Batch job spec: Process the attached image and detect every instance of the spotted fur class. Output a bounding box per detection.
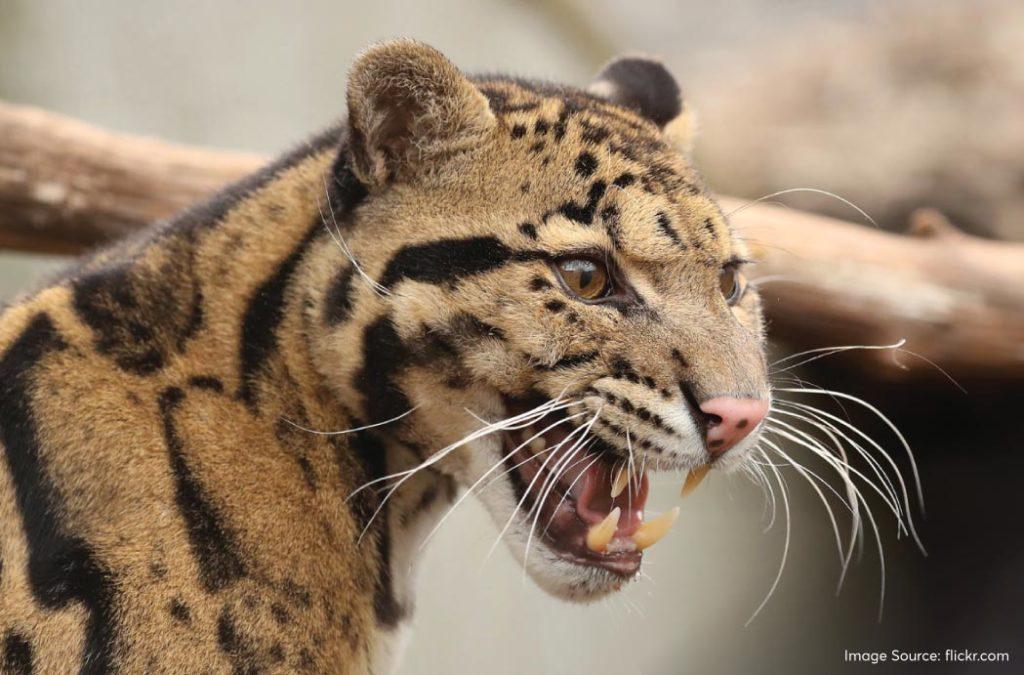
[0,41,768,673]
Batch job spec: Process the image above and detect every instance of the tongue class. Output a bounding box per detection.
[574,460,649,536]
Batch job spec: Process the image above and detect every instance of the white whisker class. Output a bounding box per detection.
[777,387,926,534]
[745,448,791,626]
[764,422,903,525]
[771,404,900,518]
[726,187,878,228]
[319,173,392,298]
[417,411,588,552]
[349,397,576,542]
[281,406,418,436]
[486,410,599,563]
[771,339,907,373]
[522,409,603,566]
[540,451,604,539]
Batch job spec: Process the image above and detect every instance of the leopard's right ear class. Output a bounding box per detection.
[587,55,697,156]
[345,40,496,188]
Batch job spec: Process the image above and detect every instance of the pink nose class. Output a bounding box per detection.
[700,397,769,456]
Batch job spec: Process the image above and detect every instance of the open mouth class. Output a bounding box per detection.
[501,397,685,578]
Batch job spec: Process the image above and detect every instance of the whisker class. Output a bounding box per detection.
[893,346,968,394]
[764,423,904,525]
[351,397,572,499]
[486,409,600,563]
[318,174,392,298]
[417,411,588,552]
[726,187,878,228]
[350,397,576,542]
[761,439,860,591]
[744,448,791,626]
[767,444,846,567]
[769,403,863,582]
[523,410,603,566]
[771,404,901,522]
[523,439,593,569]
[771,339,907,373]
[540,451,604,539]
[742,460,774,526]
[281,406,418,436]
[776,387,926,538]
[761,428,889,616]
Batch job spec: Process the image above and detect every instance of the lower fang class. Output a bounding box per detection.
[632,507,680,551]
[529,436,546,452]
[585,507,621,553]
[681,465,711,497]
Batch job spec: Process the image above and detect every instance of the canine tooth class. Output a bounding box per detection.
[529,436,547,452]
[632,507,680,551]
[681,465,711,497]
[610,465,629,499]
[585,507,621,553]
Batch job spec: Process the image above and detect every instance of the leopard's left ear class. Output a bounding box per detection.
[587,55,697,155]
[346,40,496,187]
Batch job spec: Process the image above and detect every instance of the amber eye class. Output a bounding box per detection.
[719,266,746,305]
[556,258,611,300]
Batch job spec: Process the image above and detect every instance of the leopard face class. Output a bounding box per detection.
[313,41,770,601]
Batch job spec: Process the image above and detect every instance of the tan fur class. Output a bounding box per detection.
[0,41,767,673]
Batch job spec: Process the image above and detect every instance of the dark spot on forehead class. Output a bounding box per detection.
[612,173,636,189]
[574,152,598,178]
[534,120,549,135]
[552,99,583,141]
[580,121,611,144]
[511,124,527,139]
[600,206,622,248]
[557,180,607,225]
[656,212,688,250]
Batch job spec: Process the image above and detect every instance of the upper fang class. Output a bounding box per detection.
[610,465,629,499]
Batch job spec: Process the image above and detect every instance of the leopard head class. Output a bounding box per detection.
[311,40,770,601]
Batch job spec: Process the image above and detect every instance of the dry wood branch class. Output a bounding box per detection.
[2,100,1022,381]
[0,100,263,253]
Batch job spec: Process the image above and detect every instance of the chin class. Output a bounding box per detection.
[492,509,641,603]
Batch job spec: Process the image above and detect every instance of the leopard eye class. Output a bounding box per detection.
[719,266,746,305]
[556,258,611,300]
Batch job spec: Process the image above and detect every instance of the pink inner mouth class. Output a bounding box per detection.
[502,409,651,577]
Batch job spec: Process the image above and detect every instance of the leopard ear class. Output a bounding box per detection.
[346,40,496,187]
[587,55,696,154]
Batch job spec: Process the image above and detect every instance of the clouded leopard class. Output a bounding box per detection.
[0,40,771,673]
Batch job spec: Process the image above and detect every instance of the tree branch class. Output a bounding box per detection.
[2,100,1022,381]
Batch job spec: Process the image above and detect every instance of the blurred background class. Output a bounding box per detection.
[1,1,1021,672]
